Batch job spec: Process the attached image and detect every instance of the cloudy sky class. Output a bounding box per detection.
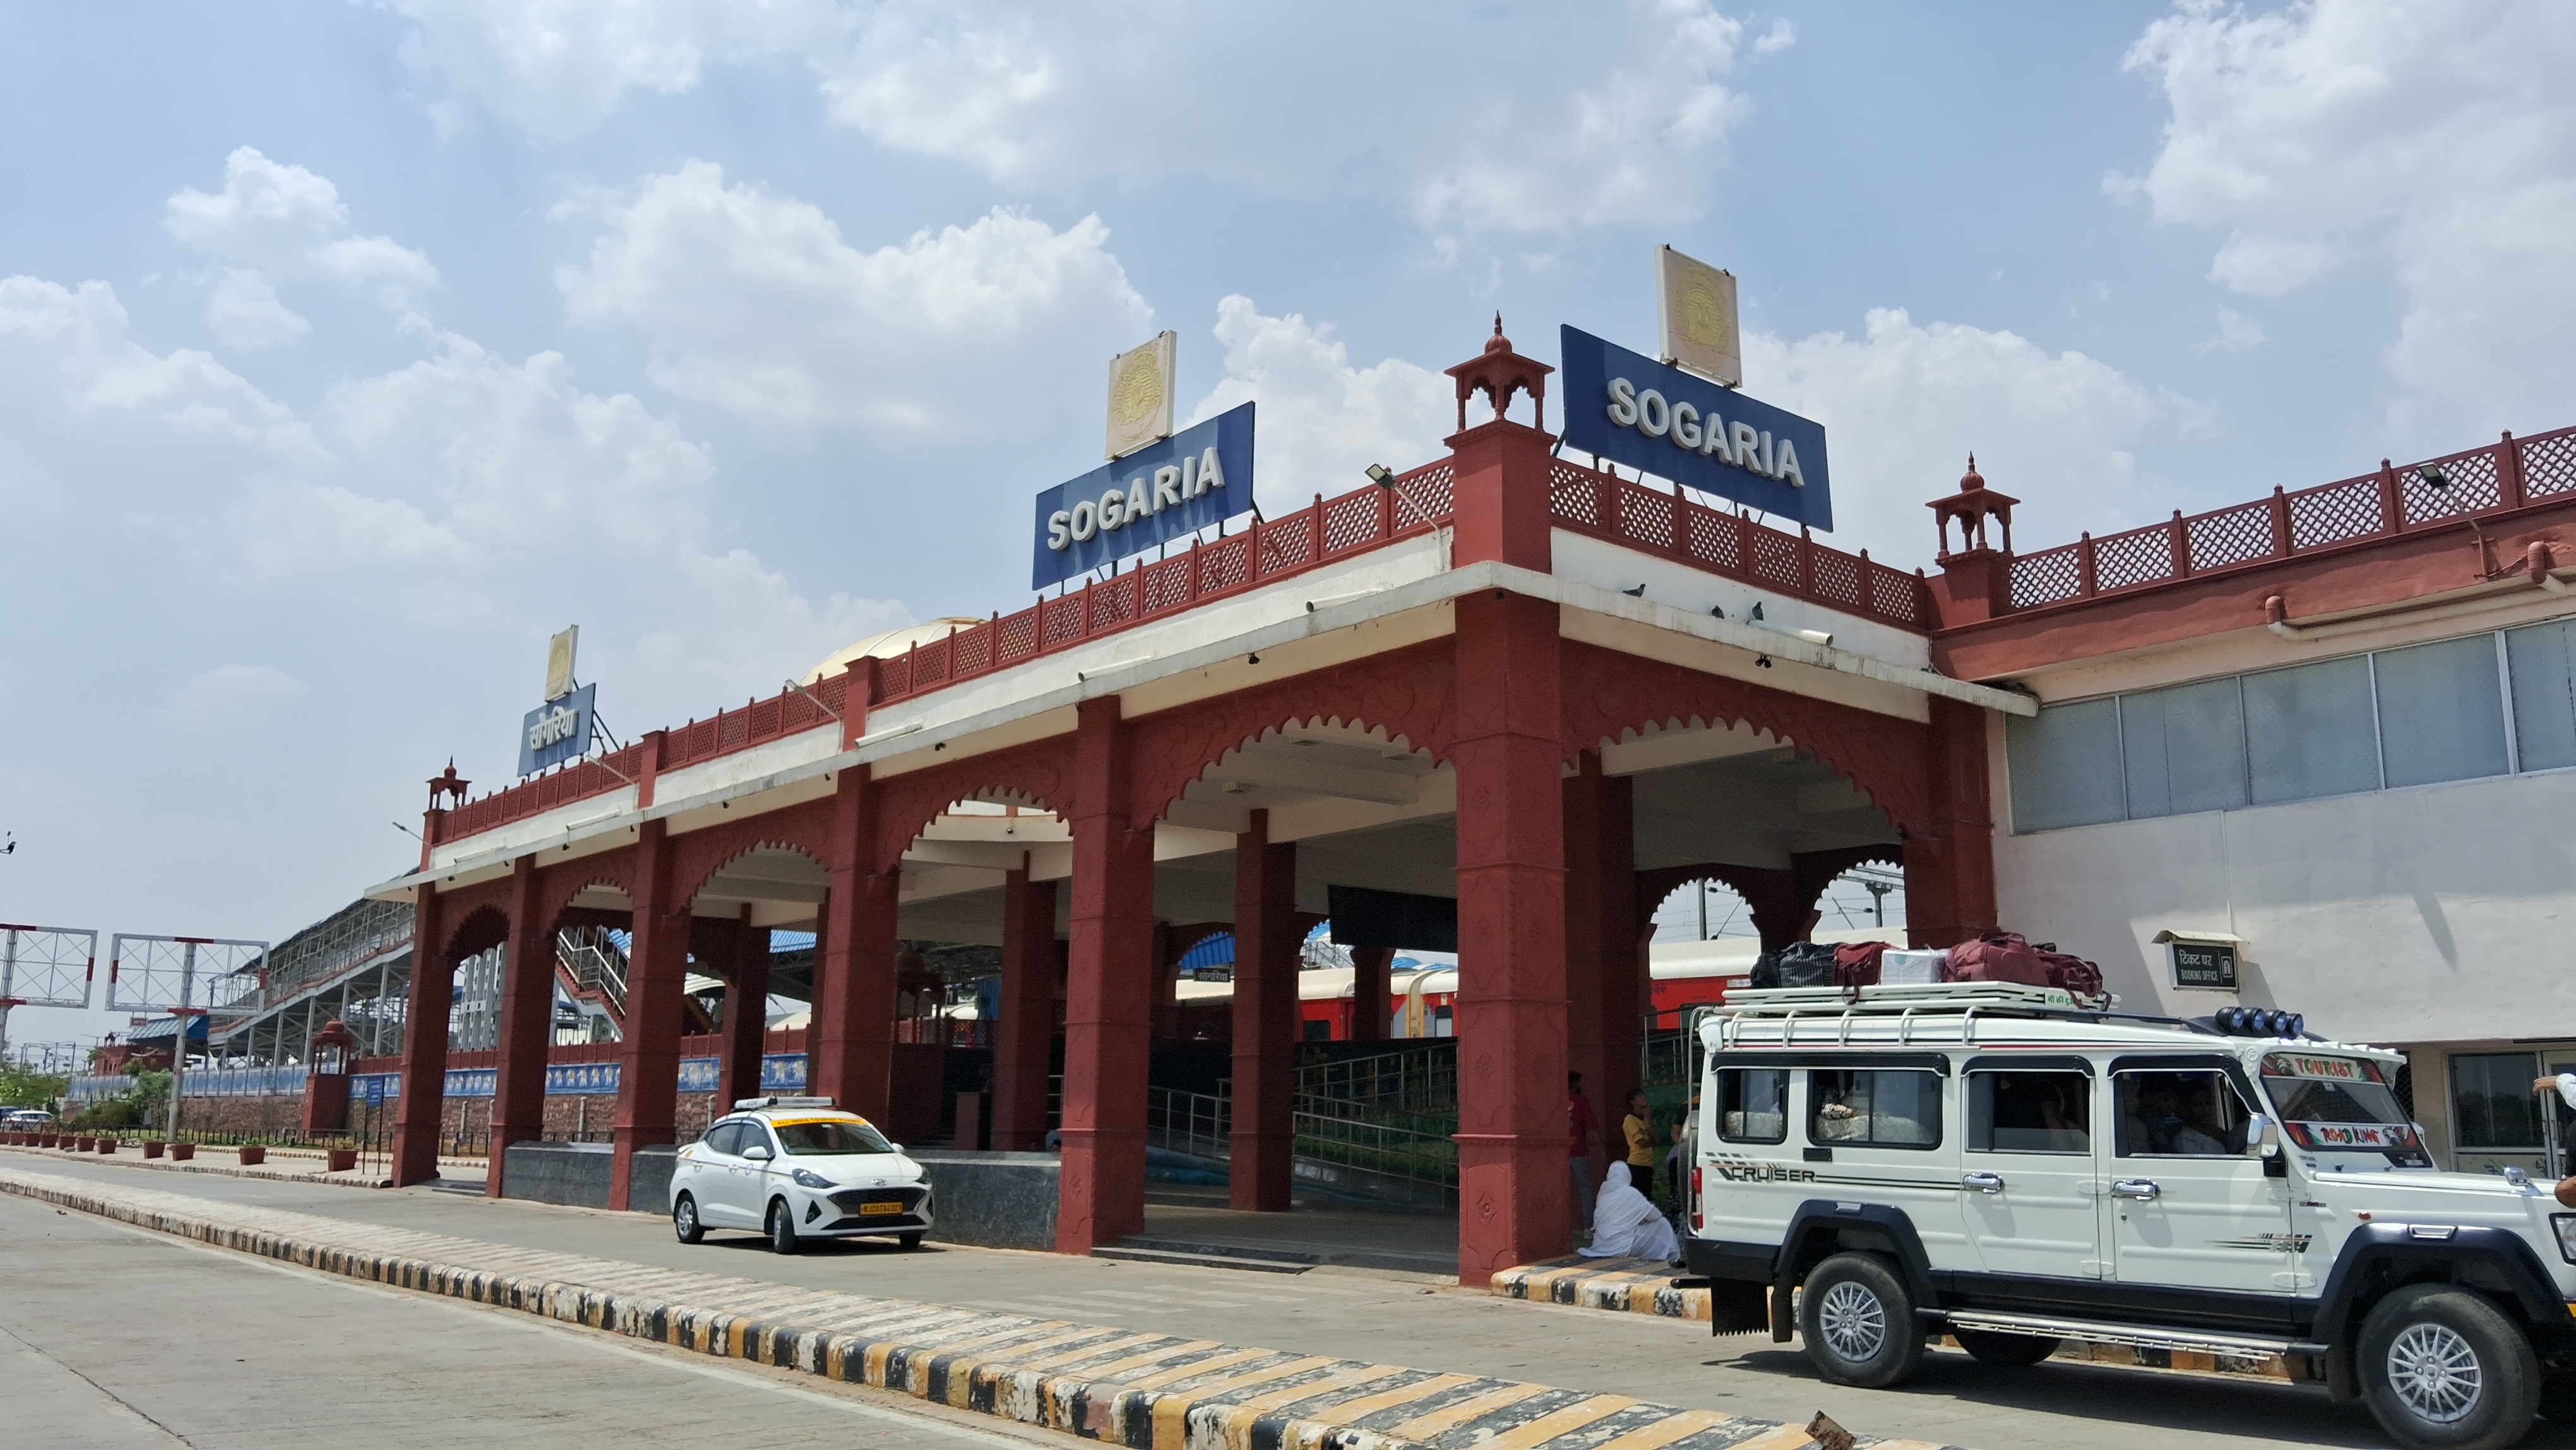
[6,1,2572,1041]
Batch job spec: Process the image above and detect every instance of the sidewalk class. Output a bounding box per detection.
[12,1139,484,1190]
[0,1158,1933,1450]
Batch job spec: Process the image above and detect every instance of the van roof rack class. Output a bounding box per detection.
[1718,983,2114,1015]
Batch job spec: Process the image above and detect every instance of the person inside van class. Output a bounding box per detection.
[2171,1081,2231,1156]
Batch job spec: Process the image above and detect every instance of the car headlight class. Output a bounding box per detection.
[2553,1215,2576,1266]
[791,1168,835,1190]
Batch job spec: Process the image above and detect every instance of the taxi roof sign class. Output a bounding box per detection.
[732,1095,837,1110]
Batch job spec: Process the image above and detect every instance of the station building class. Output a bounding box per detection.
[366,320,2576,1277]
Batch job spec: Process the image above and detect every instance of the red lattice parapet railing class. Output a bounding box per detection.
[2003,426,2576,613]
[1545,460,1933,629]
[434,466,1459,841]
[868,464,1457,704]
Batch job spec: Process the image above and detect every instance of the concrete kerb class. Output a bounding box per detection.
[1491,1255,2294,1385]
[0,1163,1961,1450]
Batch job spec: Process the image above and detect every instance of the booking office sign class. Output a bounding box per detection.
[1032,402,1256,589]
[1558,326,1832,531]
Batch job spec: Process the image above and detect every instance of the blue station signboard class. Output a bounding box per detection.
[1031,402,1256,589]
[1558,325,1832,532]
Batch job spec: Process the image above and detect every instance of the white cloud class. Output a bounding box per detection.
[158,664,309,731]
[0,268,902,764]
[556,160,1150,431]
[2118,0,2576,424]
[383,0,845,141]
[388,1,1783,237]
[205,268,309,349]
[0,274,323,464]
[2195,306,2267,356]
[1742,308,2185,558]
[1185,296,1451,514]
[167,147,438,304]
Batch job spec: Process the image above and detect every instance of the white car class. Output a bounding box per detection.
[669,1096,933,1253]
[4,1109,54,1126]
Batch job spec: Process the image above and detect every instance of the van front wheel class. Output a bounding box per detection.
[2358,1285,2538,1450]
[1798,1252,1924,1389]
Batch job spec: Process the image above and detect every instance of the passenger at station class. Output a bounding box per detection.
[1621,1089,1659,1200]
[1578,1162,1679,1262]
[1567,1071,1599,1233]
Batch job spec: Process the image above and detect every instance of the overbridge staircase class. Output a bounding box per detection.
[1142,1041,1459,1213]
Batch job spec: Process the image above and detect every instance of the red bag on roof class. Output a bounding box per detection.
[1941,932,2054,988]
[2036,948,2106,999]
[1832,942,1888,993]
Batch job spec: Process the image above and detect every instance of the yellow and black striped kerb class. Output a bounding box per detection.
[0,1158,1962,1450]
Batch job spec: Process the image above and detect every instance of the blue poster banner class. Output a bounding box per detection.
[518,682,597,777]
[1031,402,1256,589]
[1558,326,1832,531]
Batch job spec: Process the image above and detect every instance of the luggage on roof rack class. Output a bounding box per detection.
[1716,981,2114,1014]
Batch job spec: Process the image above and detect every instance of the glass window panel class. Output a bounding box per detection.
[2374,635,2509,788]
[2450,1052,2541,1150]
[1968,1071,2091,1154]
[1809,1069,1943,1149]
[2121,678,2247,818]
[2113,1069,2255,1156]
[2244,656,2380,804]
[1715,1068,1787,1144]
[2007,697,2125,832]
[2507,619,2576,772]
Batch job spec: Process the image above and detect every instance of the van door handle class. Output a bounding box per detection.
[2111,1178,2161,1201]
[1961,1171,2005,1194]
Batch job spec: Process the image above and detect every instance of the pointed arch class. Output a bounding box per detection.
[1559,639,1932,834]
[1123,637,1458,824]
[872,737,1076,870]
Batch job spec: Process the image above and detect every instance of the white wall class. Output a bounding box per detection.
[1993,737,2576,1045]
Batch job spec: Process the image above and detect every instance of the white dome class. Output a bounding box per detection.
[801,618,984,685]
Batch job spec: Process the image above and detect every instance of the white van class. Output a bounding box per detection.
[1685,982,2576,1450]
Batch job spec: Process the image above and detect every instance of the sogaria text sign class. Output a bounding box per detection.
[1031,402,1255,589]
[1558,325,1832,531]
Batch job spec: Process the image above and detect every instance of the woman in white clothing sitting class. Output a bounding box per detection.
[1580,1161,1681,1262]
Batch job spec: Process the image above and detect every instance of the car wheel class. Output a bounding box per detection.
[1955,1329,2060,1369]
[2358,1284,2539,1450]
[898,1231,925,1250]
[766,1199,799,1255]
[672,1192,705,1245]
[1798,1252,1924,1389]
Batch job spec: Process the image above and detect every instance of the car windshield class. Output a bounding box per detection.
[770,1118,896,1155]
[2260,1053,2428,1163]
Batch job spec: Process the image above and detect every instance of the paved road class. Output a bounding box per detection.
[0,1189,1064,1449]
[15,1153,2576,1450]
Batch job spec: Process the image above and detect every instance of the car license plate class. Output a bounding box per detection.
[859,1201,903,1216]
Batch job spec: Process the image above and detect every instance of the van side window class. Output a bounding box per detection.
[1968,1072,2090,1154]
[2114,1069,2252,1156]
[1715,1068,1788,1144]
[1809,1069,1942,1149]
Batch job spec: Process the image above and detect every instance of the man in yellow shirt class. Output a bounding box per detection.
[1622,1088,1658,1202]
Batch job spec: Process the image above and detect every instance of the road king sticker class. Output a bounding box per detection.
[2291,1121,2416,1150]
[2263,1053,2381,1082]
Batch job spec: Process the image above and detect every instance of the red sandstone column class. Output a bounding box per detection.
[487,855,554,1196]
[996,861,1057,1150]
[1563,753,1638,1182]
[1348,947,1393,1043]
[1450,589,1572,1283]
[1229,810,1298,1211]
[718,906,768,1108]
[391,883,450,1186]
[1904,696,2000,949]
[609,820,688,1211]
[814,769,900,1122]
[1058,697,1155,1252]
